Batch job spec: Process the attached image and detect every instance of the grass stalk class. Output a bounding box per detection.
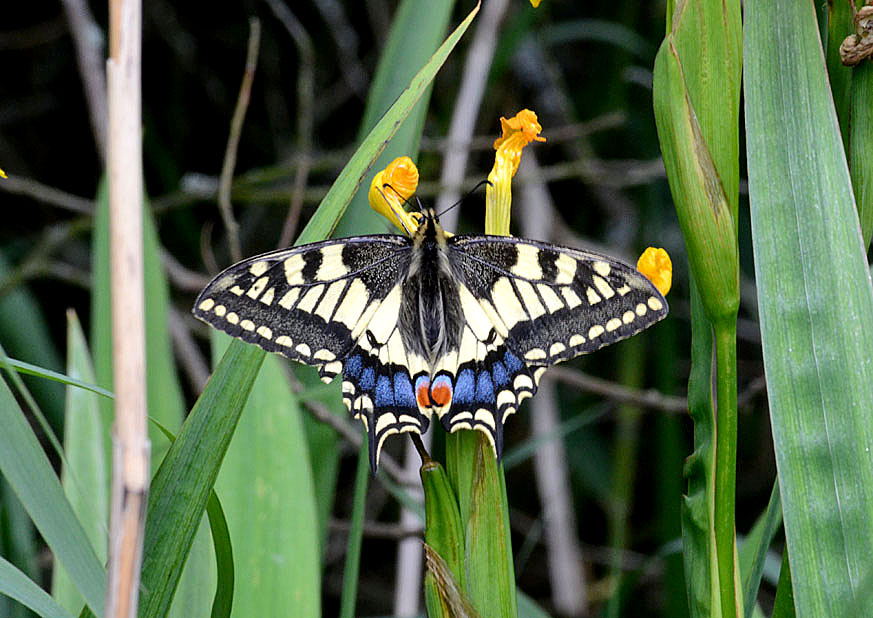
[339,441,369,618]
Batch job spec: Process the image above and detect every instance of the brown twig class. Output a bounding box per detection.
[105,0,149,615]
[263,0,315,248]
[167,307,210,393]
[218,18,260,263]
[0,174,94,214]
[547,365,688,414]
[60,0,108,162]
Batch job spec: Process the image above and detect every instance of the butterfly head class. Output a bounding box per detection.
[411,205,450,247]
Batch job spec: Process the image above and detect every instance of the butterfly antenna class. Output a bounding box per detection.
[376,183,414,235]
[437,179,493,219]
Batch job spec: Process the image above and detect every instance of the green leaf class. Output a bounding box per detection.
[332,0,457,237]
[338,441,369,618]
[849,61,873,248]
[745,1,873,616]
[0,555,76,618]
[52,311,109,615]
[3,357,113,399]
[137,342,265,618]
[0,369,106,617]
[421,458,466,614]
[294,0,479,245]
[739,481,782,618]
[213,332,320,617]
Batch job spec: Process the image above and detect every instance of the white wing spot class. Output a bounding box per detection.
[297,284,324,313]
[246,276,269,299]
[256,326,273,339]
[295,343,311,357]
[606,318,622,332]
[538,284,565,313]
[587,287,602,305]
[511,244,543,280]
[617,284,631,296]
[475,409,496,429]
[198,298,215,311]
[648,296,664,311]
[636,303,647,316]
[561,287,583,309]
[225,312,239,325]
[276,335,293,347]
[622,310,635,324]
[240,319,255,331]
[260,287,275,305]
[314,349,336,361]
[593,261,611,277]
[316,244,349,280]
[554,253,577,284]
[214,304,227,317]
[249,261,269,277]
[588,324,604,339]
[278,288,301,310]
[593,275,615,299]
[525,348,547,361]
[514,374,533,391]
[549,342,566,356]
[569,334,586,347]
[230,285,245,296]
[284,254,305,285]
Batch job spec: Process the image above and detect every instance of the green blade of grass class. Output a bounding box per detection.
[338,441,369,618]
[2,357,114,399]
[745,0,873,615]
[0,556,76,618]
[294,1,480,246]
[213,332,320,617]
[739,480,782,618]
[0,373,106,617]
[51,311,109,615]
[332,0,456,237]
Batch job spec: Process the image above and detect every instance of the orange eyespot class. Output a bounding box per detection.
[416,379,432,408]
[430,378,453,407]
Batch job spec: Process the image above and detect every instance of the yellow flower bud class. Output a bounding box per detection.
[368,156,420,234]
[530,0,542,6]
[486,109,546,236]
[0,168,6,179]
[637,247,672,296]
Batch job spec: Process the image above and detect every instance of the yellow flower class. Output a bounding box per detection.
[485,109,546,236]
[0,168,6,179]
[637,247,672,296]
[530,0,542,7]
[368,156,421,234]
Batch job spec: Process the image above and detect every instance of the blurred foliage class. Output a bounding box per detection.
[0,0,811,616]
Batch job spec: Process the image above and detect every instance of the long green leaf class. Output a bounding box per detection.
[0,373,106,617]
[0,556,76,618]
[52,311,109,615]
[213,332,320,617]
[3,357,113,399]
[739,481,782,618]
[745,1,873,616]
[137,342,265,618]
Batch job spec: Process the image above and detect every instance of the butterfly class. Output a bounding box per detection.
[193,207,668,471]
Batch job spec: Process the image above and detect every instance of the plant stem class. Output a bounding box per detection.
[713,320,739,618]
[339,440,369,618]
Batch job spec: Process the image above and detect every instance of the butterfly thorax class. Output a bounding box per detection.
[400,209,463,367]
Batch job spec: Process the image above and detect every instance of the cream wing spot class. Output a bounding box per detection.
[260,287,275,305]
[295,343,311,357]
[276,335,292,347]
[622,310,635,324]
[278,289,301,310]
[525,348,547,361]
[511,244,543,279]
[606,318,622,332]
[569,334,586,347]
[561,287,583,309]
[593,275,615,299]
[514,374,533,391]
[475,409,496,429]
[246,276,269,299]
[225,312,239,325]
[588,324,604,339]
[593,261,611,277]
[214,305,227,317]
[297,284,324,313]
[314,349,336,361]
[316,244,349,280]
[492,277,527,330]
[554,253,577,284]
[230,285,245,296]
[586,287,602,305]
[549,342,566,356]
[617,284,631,296]
[636,303,648,316]
[538,284,565,313]
[515,280,546,319]
[284,254,305,285]
[256,325,273,339]
[198,298,215,311]
[249,261,269,277]
[240,319,255,331]
[648,296,664,311]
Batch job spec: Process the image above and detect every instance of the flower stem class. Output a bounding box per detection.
[713,319,739,618]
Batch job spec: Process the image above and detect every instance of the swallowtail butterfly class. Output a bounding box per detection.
[193,208,668,470]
